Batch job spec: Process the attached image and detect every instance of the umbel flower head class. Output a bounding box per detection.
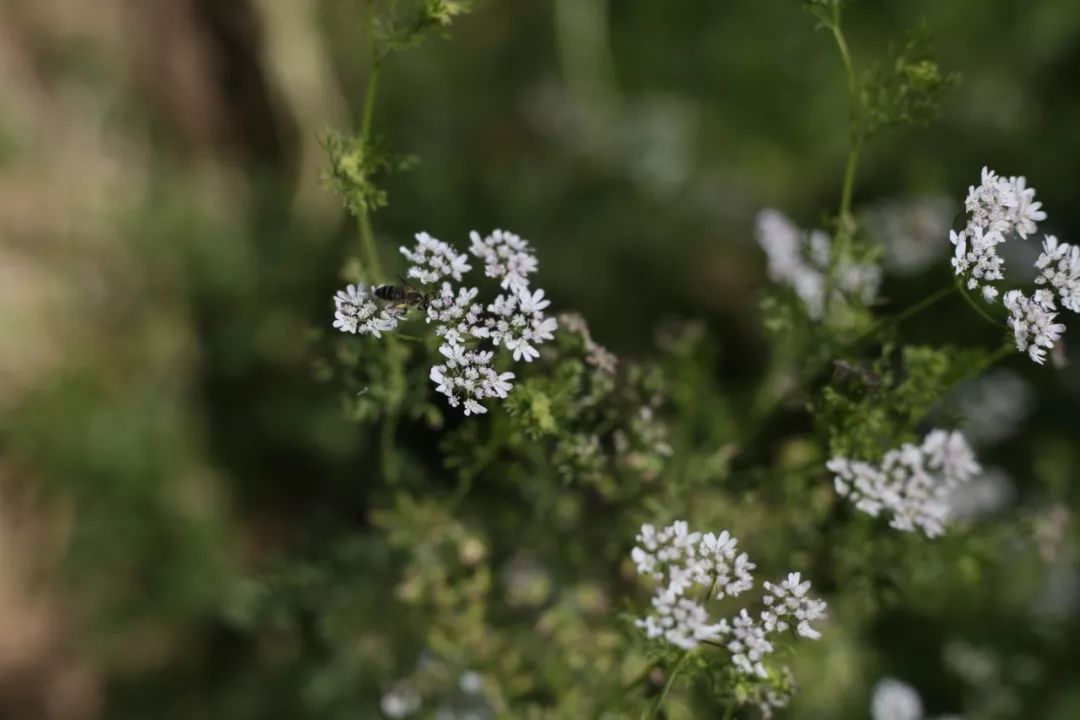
[950,167,1047,303]
[948,166,1075,364]
[631,521,827,716]
[828,429,982,537]
[332,229,557,414]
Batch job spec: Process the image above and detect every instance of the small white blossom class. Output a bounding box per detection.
[631,521,826,684]
[636,589,726,651]
[761,572,828,640]
[333,283,402,337]
[872,678,923,720]
[1003,289,1066,365]
[469,229,538,290]
[829,430,982,538]
[949,227,1005,297]
[952,167,1049,304]
[429,343,515,416]
[631,522,755,598]
[400,231,472,285]
[964,167,1044,239]
[723,609,773,678]
[1034,235,1080,312]
[484,288,558,362]
[1010,175,1047,239]
[426,282,487,346]
[332,227,556,416]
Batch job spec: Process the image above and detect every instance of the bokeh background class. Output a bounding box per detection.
[2,0,1079,718]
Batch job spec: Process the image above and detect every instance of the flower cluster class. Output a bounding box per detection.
[951,167,1045,300]
[948,167,1076,364]
[401,231,472,285]
[631,522,827,713]
[429,344,515,416]
[756,209,880,319]
[827,429,982,538]
[469,229,537,291]
[332,283,404,337]
[1035,235,1080,312]
[1003,289,1066,365]
[332,230,558,414]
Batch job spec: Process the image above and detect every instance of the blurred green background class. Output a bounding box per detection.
[2,0,1079,718]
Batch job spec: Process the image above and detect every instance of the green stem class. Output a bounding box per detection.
[360,2,380,142]
[649,651,690,720]
[954,276,1006,328]
[357,2,386,281]
[721,701,736,720]
[823,1,862,318]
[859,282,953,341]
[360,0,401,483]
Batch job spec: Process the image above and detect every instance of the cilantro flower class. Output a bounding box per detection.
[400,231,472,285]
[332,228,555,415]
[1003,290,1066,365]
[332,283,402,337]
[828,429,982,537]
[469,229,539,291]
[429,343,515,416]
[630,521,826,703]
[1034,235,1080,313]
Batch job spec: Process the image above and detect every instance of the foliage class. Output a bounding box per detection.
[3,0,1079,719]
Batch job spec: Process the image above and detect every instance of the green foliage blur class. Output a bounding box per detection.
[2,0,1079,718]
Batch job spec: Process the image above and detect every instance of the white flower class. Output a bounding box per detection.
[949,227,1005,297]
[723,609,773,679]
[632,522,825,674]
[636,589,726,651]
[333,283,402,337]
[871,678,923,720]
[426,282,487,345]
[1011,175,1046,239]
[469,229,538,291]
[964,167,1044,239]
[952,167,1049,305]
[761,572,828,640]
[333,228,556,415]
[400,231,472,285]
[756,209,880,319]
[1034,235,1080,312]
[829,430,982,538]
[484,288,558,362]
[429,343,515,415]
[1003,289,1066,365]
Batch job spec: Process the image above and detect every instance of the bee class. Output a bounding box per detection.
[373,277,432,312]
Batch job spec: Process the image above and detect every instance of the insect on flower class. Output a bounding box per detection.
[373,276,434,312]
